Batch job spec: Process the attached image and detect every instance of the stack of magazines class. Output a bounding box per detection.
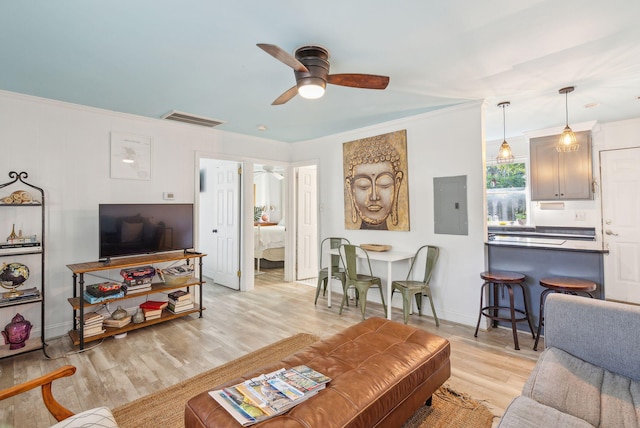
[209,365,330,426]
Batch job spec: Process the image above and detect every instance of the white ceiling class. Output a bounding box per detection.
[1,1,639,143]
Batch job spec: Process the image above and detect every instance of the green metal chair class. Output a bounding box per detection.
[314,237,350,305]
[391,245,440,325]
[338,244,387,320]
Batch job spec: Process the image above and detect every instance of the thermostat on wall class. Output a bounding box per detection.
[163,192,175,200]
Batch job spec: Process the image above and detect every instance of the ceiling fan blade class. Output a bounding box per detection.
[327,74,390,90]
[272,85,298,105]
[257,43,309,73]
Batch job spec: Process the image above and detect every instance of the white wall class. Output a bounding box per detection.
[290,102,486,327]
[0,90,290,338]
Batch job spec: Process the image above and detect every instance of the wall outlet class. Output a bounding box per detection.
[575,211,586,221]
[163,192,175,200]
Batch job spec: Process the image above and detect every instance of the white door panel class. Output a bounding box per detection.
[601,148,640,303]
[296,165,318,280]
[200,159,241,290]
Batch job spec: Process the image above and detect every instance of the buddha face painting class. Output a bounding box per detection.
[343,130,410,231]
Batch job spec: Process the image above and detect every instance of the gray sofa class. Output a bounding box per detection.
[498,293,640,428]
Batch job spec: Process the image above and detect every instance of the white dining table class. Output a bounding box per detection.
[326,247,414,319]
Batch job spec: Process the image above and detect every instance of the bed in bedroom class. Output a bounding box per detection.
[254,223,285,271]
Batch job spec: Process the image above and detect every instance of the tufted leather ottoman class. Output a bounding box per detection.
[185,317,450,428]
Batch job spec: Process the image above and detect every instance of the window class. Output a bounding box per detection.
[486,162,528,225]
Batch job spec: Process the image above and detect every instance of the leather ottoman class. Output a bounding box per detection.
[185,317,450,428]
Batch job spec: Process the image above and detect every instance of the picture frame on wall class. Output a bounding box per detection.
[110,132,152,180]
[343,129,410,231]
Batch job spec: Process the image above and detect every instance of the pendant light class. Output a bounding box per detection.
[496,101,514,164]
[557,86,579,152]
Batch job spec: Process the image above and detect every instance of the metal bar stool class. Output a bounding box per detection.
[533,277,596,351]
[474,271,535,350]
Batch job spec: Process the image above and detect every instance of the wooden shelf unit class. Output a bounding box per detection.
[66,251,206,349]
[0,171,47,359]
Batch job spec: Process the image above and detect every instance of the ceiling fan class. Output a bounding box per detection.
[257,43,390,105]
[254,165,284,180]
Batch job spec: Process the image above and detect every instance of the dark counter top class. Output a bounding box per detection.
[487,225,606,253]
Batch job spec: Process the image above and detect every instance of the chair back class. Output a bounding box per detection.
[407,245,440,284]
[339,244,374,280]
[319,237,350,269]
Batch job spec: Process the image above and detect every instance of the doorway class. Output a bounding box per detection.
[295,164,318,281]
[253,164,286,282]
[600,147,640,304]
[198,158,242,290]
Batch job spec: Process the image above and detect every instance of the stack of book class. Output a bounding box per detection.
[80,312,105,338]
[122,281,152,295]
[0,287,40,306]
[102,314,132,329]
[120,265,155,295]
[139,300,167,321]
[167,290,194,314]
[209,365,330,426]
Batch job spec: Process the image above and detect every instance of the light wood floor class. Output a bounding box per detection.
[0,268,541,427]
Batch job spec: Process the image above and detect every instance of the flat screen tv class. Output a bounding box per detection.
[99,203,194,260]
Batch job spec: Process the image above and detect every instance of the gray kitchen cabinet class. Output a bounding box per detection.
[530,131,592,200]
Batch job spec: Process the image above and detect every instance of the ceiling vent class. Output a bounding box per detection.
[161,110,226,128]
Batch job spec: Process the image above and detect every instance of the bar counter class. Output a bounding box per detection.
[485,235,607,335]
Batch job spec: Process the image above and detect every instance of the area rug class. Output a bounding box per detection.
[112,333,494,428]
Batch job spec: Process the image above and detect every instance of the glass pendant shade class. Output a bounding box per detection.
[557,125,579,152]
[496,101,515,164]
[496,140,515,164]
[557,87,580,152]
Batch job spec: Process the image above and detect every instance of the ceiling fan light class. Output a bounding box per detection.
[557,125,580,152]
[496,140,515,164]
[297,77,326,99]
[298,83,325,99]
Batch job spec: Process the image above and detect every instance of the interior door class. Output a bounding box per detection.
[199,159,241,290]
[296,165,318,280]
[600,147,640,304]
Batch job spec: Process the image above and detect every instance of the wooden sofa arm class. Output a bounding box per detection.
[0,365,76,422]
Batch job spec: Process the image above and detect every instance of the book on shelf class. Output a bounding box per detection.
[167,290,191,301]
[139,300,168,310]
[85,282,122,298]
[102,316,131,328]
[0,287,40,302]
[142,308,163,319]
[0,243,41,255]
[83,327,106,338]
[167,301,194,314]
[209,366,330,426]
[77,311,104,324]
[120,265,156,284]
[83,290,124,304]
[0,242,41,249]
[122,284,152,295]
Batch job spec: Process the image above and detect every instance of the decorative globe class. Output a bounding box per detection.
[0,262,29,291]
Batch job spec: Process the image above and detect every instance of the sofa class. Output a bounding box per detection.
[185,317,450,427]
[498,293,640,427]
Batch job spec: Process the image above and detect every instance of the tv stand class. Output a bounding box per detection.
[66,251,206,349]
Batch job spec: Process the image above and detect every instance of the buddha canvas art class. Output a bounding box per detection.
[343,130,410,231]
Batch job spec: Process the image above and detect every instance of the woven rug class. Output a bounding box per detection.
[112,333,494,428]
